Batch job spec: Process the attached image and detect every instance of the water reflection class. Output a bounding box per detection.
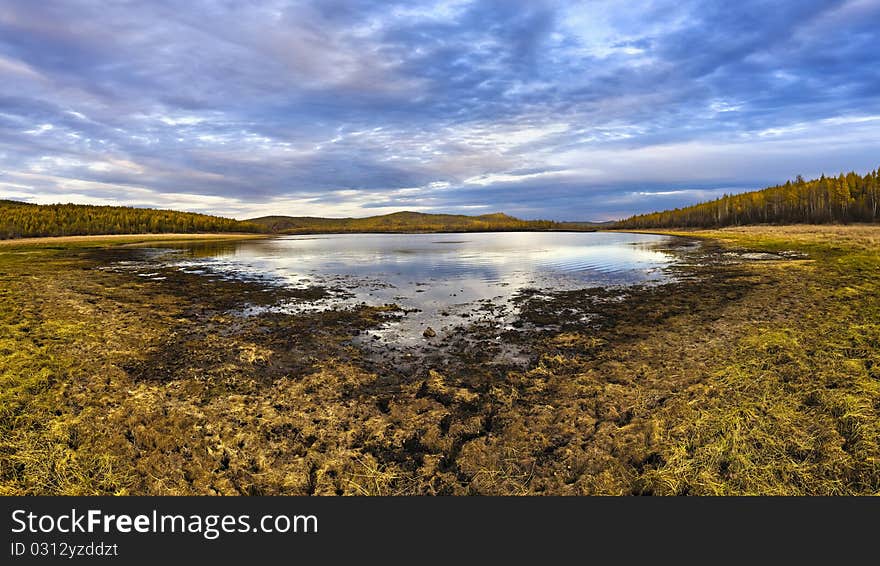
[174,232,676,280]
[147,240,245,258]
[154,232,680,343]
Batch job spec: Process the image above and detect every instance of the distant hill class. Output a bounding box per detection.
[247,211,564,233]
[0,201,264,240]
[0,201,596,240]
[616,167,880,229]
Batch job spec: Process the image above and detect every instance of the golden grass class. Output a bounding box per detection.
[622,223,880,250]
[1,225,878,495]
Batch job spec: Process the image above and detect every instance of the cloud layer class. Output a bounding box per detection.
[1,0,879,220]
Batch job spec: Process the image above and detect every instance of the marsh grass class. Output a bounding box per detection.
[628,226,880,494]
[1,227,878,495]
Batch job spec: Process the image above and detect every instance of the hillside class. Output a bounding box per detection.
[0,203,584,240]
[617,167,880,229]
[247,211,561,233]
[0,201,264,240]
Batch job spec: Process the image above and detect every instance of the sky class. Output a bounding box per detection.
[1,0,879,221]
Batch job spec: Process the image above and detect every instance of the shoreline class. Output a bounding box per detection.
[0,225,877,494]
[6,223,874,247]
[0,232,268,248]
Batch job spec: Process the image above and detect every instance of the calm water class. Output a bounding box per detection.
[149,231,681,344]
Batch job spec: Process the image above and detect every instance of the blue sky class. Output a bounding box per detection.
[1,0,879,220]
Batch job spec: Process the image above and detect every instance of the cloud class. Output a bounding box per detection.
[0,0,878,220]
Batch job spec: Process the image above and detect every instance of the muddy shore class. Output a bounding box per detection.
[1,227,878,495]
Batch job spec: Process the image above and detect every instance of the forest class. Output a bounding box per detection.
[0,201,264,239]
[617,168,880,228]
[0,204,565,239]
[247,211,563,233]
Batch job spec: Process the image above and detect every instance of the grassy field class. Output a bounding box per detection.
[613,226,880,494]
[0,226,877,495]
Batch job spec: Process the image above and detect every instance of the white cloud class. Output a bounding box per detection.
[24,123,54,135]
[463,170,568,186]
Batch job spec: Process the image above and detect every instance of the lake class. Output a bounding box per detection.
[142,231,682,347]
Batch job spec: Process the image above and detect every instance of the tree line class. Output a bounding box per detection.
[0,201,264,240]
[0,203,568,239]
[248,211,564,233]
[617,167,880,228]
